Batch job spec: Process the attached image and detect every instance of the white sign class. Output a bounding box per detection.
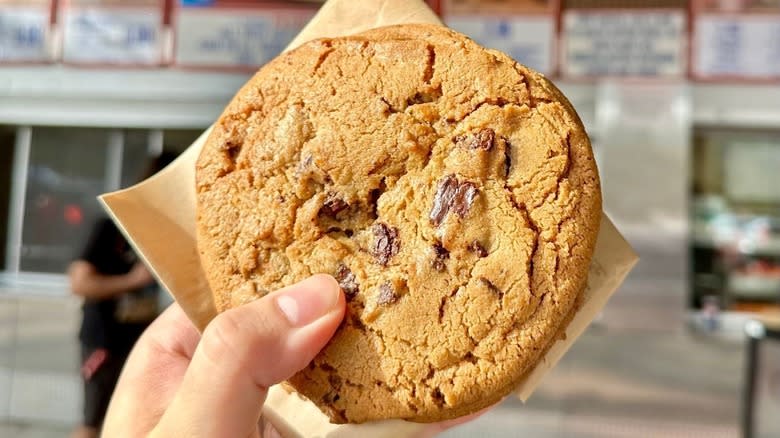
[694,15,780,79]
[174,9,315,68]
[563,11,687,77]
[446,16,555,75]
[0,6,51,62]
[61,7,163,64]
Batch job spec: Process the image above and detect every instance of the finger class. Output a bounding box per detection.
[142,302,202,359]
[261,420,282,438]
[152,274,345,438]
[257,416,281,438]
[103,303,202,436]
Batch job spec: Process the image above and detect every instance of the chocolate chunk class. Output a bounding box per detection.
[320,195,348,218]
[504,139,512,177]
[369,188,382,208]
[474,128,496,150]
[335,265,359,298]
[451,181,478,218]
[454,128,495,151]
[328,374,342,388]
[372,223,400,266]
[432,242,449,271]
[377,282,399,305]
[429,175,480,227]
[430,175,459,227]
[468,240,488,257]
[479,278,502,297]
[368,179,386,219]
[323,391,340,404]
[432,388,446,407]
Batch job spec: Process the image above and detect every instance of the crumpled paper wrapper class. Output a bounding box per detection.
[99,0,638,436]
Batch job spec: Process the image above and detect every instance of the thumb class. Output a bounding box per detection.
[152,274,345,438]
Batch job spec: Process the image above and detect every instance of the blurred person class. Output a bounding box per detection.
[68,152,177,438]
[101,275,490,437]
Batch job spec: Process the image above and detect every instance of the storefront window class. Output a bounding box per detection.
[691,129,780,314]
[19,127,110,273]
[3,127,188,277]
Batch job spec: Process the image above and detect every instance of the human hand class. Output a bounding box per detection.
[102,274,489,437]
[127,262,155,289]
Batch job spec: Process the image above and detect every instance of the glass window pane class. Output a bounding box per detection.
[20,127,109,273]
[723,136,780,204]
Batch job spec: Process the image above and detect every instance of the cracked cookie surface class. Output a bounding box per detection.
[196,24,601,424]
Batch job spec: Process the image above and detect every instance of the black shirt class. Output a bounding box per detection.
[77,218,157,354]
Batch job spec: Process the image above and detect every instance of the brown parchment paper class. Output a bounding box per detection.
[100,0,638,436]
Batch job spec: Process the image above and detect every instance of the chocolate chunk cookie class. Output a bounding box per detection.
[196,24,601,423]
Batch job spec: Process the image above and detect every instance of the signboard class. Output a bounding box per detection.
[692,0,780,80]
[173,1,317,69]
[562,10,687,78]
[443,0,557,75]
[0,0,53,62]
[60,0,165,65]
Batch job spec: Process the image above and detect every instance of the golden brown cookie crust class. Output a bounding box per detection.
[196,24,601,423]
